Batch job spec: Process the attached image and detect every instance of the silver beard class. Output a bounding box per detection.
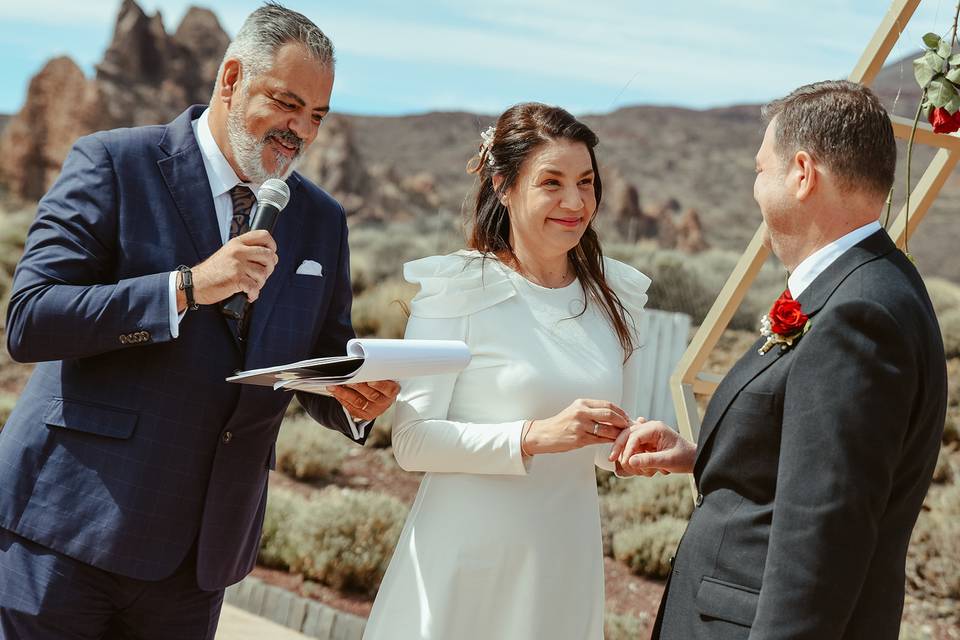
[226,89,304,183]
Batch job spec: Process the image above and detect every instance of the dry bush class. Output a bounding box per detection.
[601,474,693,558]
[605,244,782,330]
[906,482,960,608]
[348,224,459,293]
[932,447,955,484]
[612,517,687,579]
[364,402,396,449]
[0,392,17,433]
[258,485,408,594]
[898,622,935,640]
[274,416,354,481]
[940,309,960,360]
[604,611,649,640]
[351,278,417,339]
[926,277,960,318]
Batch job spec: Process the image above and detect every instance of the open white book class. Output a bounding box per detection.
[226,338,471,394]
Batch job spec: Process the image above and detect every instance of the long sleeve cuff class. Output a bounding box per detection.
[340,404,371,441]
[167,271,187,338]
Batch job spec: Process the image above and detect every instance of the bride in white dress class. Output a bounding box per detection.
[363,103,651,640]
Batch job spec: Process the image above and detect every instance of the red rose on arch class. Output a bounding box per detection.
[769,290,808,336]
[929,106,960,134]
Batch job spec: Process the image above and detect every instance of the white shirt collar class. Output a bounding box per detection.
[787,221,882,298]
[191,108,252,199]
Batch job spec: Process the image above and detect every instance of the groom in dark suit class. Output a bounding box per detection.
[0,4,398,638]
[613,80,947,639]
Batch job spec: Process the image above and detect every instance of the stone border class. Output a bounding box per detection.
[224,576,366,640]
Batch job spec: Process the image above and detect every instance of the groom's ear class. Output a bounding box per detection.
[792,150,817,201]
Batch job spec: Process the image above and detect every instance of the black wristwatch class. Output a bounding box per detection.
[176,265,199,311]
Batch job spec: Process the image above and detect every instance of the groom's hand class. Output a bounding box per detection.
[610,419,697,476]
[329,380,400,421]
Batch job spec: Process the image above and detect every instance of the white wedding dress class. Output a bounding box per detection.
[362,250,650,640]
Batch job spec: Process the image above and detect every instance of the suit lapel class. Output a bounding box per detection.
[693,228,897,476]
[157,106,223,264]
[157,106,241,351]
[693,336,789,472]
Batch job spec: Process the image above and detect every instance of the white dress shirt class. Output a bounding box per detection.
[787,221,882,298]
[166,110,368,438]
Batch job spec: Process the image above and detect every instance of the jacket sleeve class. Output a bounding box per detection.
[295,204,364,442]
[749,300,916,639]
[391,312,529,476]
[6,134,173,363]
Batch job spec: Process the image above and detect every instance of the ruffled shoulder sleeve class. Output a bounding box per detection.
[603,257,651,325]
[403,250,518,319]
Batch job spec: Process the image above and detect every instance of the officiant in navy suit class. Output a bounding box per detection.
[612,81,947,639]
[0,4,398,638]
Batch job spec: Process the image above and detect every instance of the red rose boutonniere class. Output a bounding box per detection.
[759,290,811,355]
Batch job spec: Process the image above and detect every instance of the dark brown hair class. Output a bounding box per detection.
[466,102,635,356]
[761,80,896,197]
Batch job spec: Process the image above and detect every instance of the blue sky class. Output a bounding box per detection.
[0,1,954,116]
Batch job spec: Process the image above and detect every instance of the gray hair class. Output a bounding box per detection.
[211,2,334,103]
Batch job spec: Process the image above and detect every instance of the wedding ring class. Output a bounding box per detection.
[359,399,369,411]
[592,423,600,436]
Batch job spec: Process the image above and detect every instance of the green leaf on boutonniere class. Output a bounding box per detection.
[946,92,960,115]
[924,50,947,74]
[928,77,957,108]
[946,68,960,85]
[950,53,960,66]
[916,58,939,87]
[922,100,933,121]
[924,32,943,49]
[938,39,953,58]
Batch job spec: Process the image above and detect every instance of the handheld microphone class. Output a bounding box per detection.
[220,178,292,321]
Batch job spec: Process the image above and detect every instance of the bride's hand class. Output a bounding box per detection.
[522,399,630,456]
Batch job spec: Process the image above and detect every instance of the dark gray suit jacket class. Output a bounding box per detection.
[654,230,947,639]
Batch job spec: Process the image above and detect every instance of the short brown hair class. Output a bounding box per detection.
[762,80,895,197]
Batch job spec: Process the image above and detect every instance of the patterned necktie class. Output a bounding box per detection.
[229,185,256,239]
[227,184,256,341]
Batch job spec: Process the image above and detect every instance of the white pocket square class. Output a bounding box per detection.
[296,260,323,277]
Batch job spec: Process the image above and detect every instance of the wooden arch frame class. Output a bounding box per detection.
[669,0,959,489]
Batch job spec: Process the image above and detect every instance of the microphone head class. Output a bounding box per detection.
[258,179,291,211]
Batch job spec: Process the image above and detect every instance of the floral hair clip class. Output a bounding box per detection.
[479,125,496,167]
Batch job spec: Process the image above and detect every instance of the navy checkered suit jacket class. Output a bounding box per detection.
[0,105,362,590]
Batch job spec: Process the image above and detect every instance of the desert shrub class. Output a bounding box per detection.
[259,485,407,594]
[932,446,954,484]
[907,483,960,602]
[364,402,396,449]
[258,485,304,569]
[258,486,407,593]
[605,244,782,330]
[274,417,354,481]
[926,277,960,318]
[602,474,694,529]
[940,309,960,359]
[0,392,17,434]
[604,611,649,640]
[351,278,417,339]
[898,622,934,640]
[612,517,687,579]
[0,208,33,278]
[348,227,440,292]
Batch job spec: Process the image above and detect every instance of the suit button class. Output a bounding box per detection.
[669,555,675,567]
[695,493,704,507]
[222,431,233,444]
